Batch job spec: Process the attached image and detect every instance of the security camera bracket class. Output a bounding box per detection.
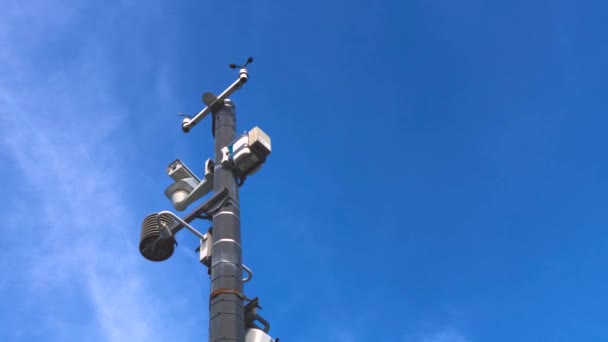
[167,187,232,235]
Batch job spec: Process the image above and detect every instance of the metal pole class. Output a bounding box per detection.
[209,99,245,342]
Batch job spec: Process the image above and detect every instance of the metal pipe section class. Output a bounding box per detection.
[182,69,248,132]
[209,99,245,342]
[156,211,207,240]
[242,264,253,283]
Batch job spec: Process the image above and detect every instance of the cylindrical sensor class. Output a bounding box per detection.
[139,213,176,262]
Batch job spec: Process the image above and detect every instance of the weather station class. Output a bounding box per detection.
[138,57,279,342]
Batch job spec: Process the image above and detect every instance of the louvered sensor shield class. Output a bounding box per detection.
[139,213,176,262]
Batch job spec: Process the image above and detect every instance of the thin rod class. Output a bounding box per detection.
[156,210,206,240]
[183,69,248,131]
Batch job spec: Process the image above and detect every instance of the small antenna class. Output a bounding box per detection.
[229,57,254,69]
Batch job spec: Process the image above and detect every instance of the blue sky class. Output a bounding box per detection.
[1,0,607,341]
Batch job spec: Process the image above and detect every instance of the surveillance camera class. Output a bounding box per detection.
[167,159,199,182]
[165,158,215,211]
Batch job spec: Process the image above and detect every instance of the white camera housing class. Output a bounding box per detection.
[167,159,199,182]
[165,158,214,211]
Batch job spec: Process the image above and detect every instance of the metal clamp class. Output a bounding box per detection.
[244,297,270,333]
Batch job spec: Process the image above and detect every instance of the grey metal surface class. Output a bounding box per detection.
[209,99,245,342]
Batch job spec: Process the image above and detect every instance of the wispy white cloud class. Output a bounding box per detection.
[0,1,195,341]
[0,50,164,342]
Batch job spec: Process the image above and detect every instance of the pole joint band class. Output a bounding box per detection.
[210,288,245,300]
